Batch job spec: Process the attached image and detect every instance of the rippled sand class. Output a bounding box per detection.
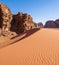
[0,28,59,65]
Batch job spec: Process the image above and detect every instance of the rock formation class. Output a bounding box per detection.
[44,19,59,28]
[11,12,35,34]
[34,22,43,28]
[34,23,38,28]
[55,19,59,28]
[44,20,56,28]
[0,2,12,36]
[0,2,35,36]
[37,22,43,28]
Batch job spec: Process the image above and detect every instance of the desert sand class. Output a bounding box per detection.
[0,28,59,65]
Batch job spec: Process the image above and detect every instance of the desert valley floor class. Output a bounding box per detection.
[0,28,59,65]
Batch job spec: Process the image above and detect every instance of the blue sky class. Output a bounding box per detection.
[0,0,59,24]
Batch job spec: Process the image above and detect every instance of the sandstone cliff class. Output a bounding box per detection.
[0,2,12,36]
[11,12,35,34]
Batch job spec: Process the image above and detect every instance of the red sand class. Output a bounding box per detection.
[0,28,59,65]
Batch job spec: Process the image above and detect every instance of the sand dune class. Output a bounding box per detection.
[0,28,59,65]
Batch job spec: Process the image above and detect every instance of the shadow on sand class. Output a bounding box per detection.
[0,28,40,49]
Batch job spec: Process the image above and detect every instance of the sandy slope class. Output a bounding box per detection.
[0,28,59,65]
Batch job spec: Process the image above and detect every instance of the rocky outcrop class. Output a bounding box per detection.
[37,22,43,28]
[44,20,56,28]
[11,12,35,34]
[55,19,59,28]
[34,23,37,28]
[34,22,43,28]
[44,19,59,28]
[0,2,35,36]
[0,2,12,36]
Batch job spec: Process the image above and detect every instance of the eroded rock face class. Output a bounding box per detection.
[11,12,35,34]
[0,2,12,36]
[0,3,35,35]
